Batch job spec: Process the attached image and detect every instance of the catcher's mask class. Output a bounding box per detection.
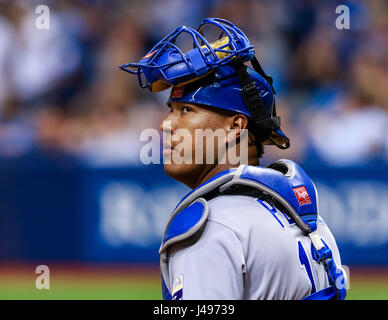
[120,18,290,149]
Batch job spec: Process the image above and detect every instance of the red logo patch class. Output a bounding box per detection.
[293,186,312,205]
[171,86,184,98]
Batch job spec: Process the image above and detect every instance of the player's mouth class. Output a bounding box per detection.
[162,143,177,155]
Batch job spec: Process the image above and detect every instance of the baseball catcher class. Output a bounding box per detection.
[120,18,347,300]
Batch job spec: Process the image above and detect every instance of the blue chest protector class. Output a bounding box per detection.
[159,159,347,300]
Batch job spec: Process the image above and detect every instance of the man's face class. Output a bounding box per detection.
[160,101,234,187]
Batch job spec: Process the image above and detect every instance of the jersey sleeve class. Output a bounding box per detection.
[167,220,246,300]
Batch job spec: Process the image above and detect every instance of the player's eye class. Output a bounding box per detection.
[182,106,193,113]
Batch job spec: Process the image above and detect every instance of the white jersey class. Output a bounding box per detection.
[166,194,343,300]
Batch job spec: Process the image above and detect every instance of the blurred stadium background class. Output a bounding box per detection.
[0,0,387,300]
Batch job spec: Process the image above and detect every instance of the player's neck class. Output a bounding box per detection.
[194,157,260,190]
[193,142,260,189]
[194,163,234,189]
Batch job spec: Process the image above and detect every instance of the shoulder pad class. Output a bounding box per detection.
[213,160,318,233]
[159,198,208,254]
[232,159,318,233]
[267,159,319,232]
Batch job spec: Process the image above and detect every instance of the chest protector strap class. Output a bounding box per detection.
[160,159,346,300]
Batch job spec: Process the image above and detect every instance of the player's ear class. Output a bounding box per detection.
[226,114,249,143]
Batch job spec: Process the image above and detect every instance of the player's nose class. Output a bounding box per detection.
[160,113,178,133]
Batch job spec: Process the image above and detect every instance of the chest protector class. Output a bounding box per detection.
[159,159,347,300]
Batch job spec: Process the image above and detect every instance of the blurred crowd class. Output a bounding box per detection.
[0,0,387,167]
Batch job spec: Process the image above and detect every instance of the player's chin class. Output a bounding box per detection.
[163,161,201,185]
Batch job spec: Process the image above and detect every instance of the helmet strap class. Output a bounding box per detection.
[231,58,280,138]
[250,56,276,94]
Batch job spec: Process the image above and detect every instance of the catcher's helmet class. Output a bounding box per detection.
[120,18,290,149]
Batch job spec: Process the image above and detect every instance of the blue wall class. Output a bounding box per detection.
[0,154,387,265]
